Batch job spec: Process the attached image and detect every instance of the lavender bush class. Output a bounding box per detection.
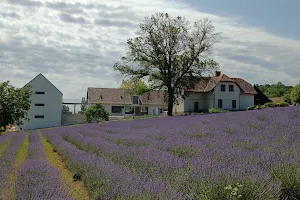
[44,106,300,199]
[0,132,26,193]
[0,106,299,199]
[15,131,71,199]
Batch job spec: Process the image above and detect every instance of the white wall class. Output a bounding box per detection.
[173,92,213,113]
[20,74,62,130]
[213,82,241,110]
[240,94,254,109]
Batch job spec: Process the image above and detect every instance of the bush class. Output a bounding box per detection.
[264,102,277,108]
[263,102,290,108]
[278,102,290,107]
[84,104,109,123]
[209,108,227,113]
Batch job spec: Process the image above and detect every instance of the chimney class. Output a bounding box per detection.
[215,71,221,77]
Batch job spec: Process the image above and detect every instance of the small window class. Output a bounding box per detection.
[218,99,223,109]
[35,115,44,118]
[121,96,123,99]
[229,85,234,92]
[220,85,226,91]
[35,91,45,94]
[35,103,45,106]
[132,96,139,104]
[100,95,103,99]
[232,100,237,109]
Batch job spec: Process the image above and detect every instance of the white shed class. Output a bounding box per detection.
[18,73,63,130]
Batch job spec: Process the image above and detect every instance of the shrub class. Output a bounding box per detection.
[263,102,289,108]
[209,108,227,113]
[84,103,109,123]
[278,102,290,107]
[264,102,277,108]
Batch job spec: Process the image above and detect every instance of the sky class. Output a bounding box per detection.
[0,0,299,99]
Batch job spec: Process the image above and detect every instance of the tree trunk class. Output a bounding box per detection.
[167,87,173,116]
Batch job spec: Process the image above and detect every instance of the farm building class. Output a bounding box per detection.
[87,88,167,116]
[17,73,63,130]
[173,71,258,113]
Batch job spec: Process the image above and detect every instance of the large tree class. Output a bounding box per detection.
[114,13,219,116]
[0,81,32,130]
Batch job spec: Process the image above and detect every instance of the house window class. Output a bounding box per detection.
[229,85,234,92]
[221,85,226,91]
[100,95,103,99]
[132,96,139,104]
[35,91,45,94]
[121,96,123,99]
[35,103,45,106]
[218,99,223,108]
[35,115,44,118]
[232,100,237,109]
[112,106,123,113]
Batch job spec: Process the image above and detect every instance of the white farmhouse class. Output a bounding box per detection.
[17,73,63,130]
[87,88,166,116]
[173,71,258,113]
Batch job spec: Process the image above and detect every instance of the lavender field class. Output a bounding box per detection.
[0,106,300,199]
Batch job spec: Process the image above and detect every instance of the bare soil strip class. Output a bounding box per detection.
[39,131,91,200]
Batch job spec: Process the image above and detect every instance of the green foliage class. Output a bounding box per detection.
[271,164,300,200]
[120,78,149,95]
[290,83,300,104]
[0,81,33,130]
[209,108,227,113]
[84,103,109,123]
[262,102,290,108]
[114,12,219,116]
[254,82,293,98]
[167,146,196,158]
[283,92,292,104]
[185,178,276,200]
[62,105,70,113]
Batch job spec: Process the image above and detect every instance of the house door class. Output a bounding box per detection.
[232,100,237,109]
[194,102,199,112]
[135,107,141,116]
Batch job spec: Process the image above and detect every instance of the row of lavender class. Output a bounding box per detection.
[0,132,26,194]
[44,106,300,199]
[15,131,71,199]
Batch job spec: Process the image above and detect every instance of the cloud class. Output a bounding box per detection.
[59,13,88,24]
[0,12,21,19]
[0,0,299,99]
[7,0,43,7]
[94,19,136,28]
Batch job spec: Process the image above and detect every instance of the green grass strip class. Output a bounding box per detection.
[39,131,91,200]
[2,132,29,200]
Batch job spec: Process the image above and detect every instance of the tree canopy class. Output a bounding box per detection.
[62,105,70,113]
[254,82,293,98]
[0,81,32,130]
[84,103,109,123]
[290,83,300,104]
[120,77,149,95]
[114,13,219,116]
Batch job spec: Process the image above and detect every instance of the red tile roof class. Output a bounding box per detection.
[87,88,167,105]
[187,74,257,94]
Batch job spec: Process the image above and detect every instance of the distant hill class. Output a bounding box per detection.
[254,82,293,98]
